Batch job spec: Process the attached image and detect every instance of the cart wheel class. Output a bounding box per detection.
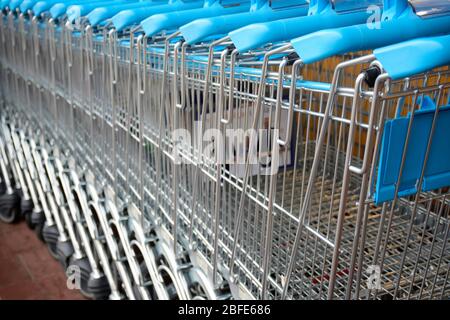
[42,223,59,244]
[56,239,75,269]
[24,211,33,229]
[42,224,60,259]
[21,198,34,229]
[86,274,111,300]
[31,210,45,242]
[0,190,21,224]
[47,240,60,260]
[34,220,45,242]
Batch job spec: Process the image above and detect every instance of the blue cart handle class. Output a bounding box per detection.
[66,0,134,23]
[291,4,450,64]
[50,1,100,19]
[1,0,10,11]
[49,2,72,19]
[33,0,104,17]
[88,1,168,27]
[7,0,23,11]
[374,34,450,80]
[19,0,40,13]
[141,0,251,37]
[49,1,106,19]
[229,0,372,53]
[111,0,204,32]
[180,0,309,44]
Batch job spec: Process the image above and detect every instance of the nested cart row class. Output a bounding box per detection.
[0,0,449,300]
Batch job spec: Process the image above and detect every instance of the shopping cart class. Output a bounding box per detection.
[1,0,449,301]
[91,0,317,300]
[48,2,158,300]
[0,10,29,224]
[2,6,66,252]
[1,3,115,299]
[195,0,450,299]
[66,0,210,300]
[165,0,386,299]
[278,34,450,300]
[88,0,267,300]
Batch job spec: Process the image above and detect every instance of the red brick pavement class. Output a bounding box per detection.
[0,221,85,300]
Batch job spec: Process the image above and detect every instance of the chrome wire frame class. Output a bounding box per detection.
[1,7,449,301]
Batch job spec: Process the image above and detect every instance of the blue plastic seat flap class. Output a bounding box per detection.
[374,101,450,204]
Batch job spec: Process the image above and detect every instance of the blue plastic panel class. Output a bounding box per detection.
[374,103,450,204]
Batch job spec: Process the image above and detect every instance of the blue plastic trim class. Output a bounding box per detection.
[374,34,450,80]
[111,0,204,31]
[50,3,69,18]
[33,0,96,16]
[308,0,329,16]
[180,1,309,44]
[1,0,10,10]
[67,0,134,23]
[229,6,370,52]
[382,0,409,20]
[375,103,450,204]
[291,8,450,64]
[33,0,65,16]
[88,2,164,27]
[8,0,22,11]
[50,0,104,19]
[19,0,39,13]
[141,1,250,37]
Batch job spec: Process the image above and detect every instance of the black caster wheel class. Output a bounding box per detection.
[21,198,34,229]
[31,210,45,226]
[34,220,45,242]
[24,211,33,229]
[86,274,111,300]
[0,190,21,224]
[56,240,75,269]
[31,210,45,242]
[42,223,59,244]
[68,257,111,300]
[46,241,60,260]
